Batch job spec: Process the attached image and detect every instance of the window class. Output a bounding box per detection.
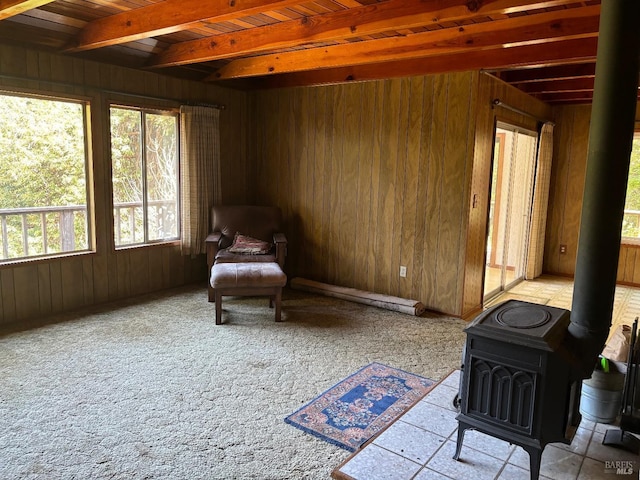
[622,133,640,242]
[109,106,179,247]
[0,92,92,261]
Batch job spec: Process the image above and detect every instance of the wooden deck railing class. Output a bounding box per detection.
[0,200,176,260]
[0,205,87,260]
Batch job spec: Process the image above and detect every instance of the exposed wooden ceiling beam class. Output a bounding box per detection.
[497,62,596,84]
[519,77,595,94]
[67,0,303,52]
[210,5,600,80]
[535,91,595,103]
[150,0,582,68]
[241,37,598,89]
[539,89,640,103]
[0,0,55,20]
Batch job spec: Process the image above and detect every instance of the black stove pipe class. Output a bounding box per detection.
[569,0,640,378]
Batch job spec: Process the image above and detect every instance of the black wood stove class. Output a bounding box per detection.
[454,300,582,480]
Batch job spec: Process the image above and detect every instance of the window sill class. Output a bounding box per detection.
[114,240,181,252]
[0,249,96,268]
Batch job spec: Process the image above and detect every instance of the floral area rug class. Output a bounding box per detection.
[284,362,434,451]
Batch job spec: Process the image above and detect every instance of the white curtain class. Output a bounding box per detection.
[526,122,554,279]
[180,105,221,256]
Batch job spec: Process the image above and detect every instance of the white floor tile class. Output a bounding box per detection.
[586,430,640,464]
[579,418,596,431]
[594,422,617,434]
[552,427,593,456]
[459,428,516,461]
[577,457,609,479]
[422,384,458,412]
[372,420,446,465]
[426,440,505,480]
[440,370,461,389]
[401,402,458,438]
[412,467,454,480]
[509,444,583,480]
[339,443,422,480]
[497,463,553,480]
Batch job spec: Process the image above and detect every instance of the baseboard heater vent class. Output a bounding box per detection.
[290,277,426,316]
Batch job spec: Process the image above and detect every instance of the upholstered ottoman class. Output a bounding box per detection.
[209,262,287,324]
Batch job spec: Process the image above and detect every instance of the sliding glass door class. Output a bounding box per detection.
[484,123,538,301]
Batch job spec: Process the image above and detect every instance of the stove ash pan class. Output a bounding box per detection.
[454,300,582,480]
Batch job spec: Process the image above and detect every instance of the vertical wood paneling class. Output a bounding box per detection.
[257,91,277,206]
[328,85,345,285]
[61,257,85,311]
[116,252,131,299]
[618,248,627,283]
[168,245,185,288]
[0,45,249,327]
[252,72,481,315]
[624,248,636,283]
[400,77,423,297]
[129,249,150,296]
[556,108,579,274]
[545,102,640,286]
[341,84,360,287]
[310,87,326,282]
[13,266,38,321]
[354,82,375,292]
[82,257,95,305]
[545,107,573,274]
[37,264,52,317]
[632,248,640,285]
[365,82,383,293]
[0,270,15,323]
[282,89,295,234]
[374,80,400,296]
[390,79,410,296]
[295,87,310,277]
[148,248,164,292]
[0,270,4,324]
[49,262,63,313]
[561,109,589,274]
[422,75,447,309]
[411,76,433,302]
[436,74,472,313]
[92,255,109,304]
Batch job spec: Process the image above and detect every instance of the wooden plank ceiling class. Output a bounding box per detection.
[0,0,620,104]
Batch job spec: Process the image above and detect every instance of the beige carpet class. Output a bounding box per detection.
[0,286,467,480]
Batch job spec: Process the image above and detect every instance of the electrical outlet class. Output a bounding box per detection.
[399,266,407,277]
[560,244,567,254]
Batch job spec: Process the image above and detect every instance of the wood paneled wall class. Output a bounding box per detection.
[544,102,640,284]
[0,44,250,327]
[462,74,552,317]
[251,73,478,316]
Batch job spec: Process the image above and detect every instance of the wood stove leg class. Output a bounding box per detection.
[452,424,468,460]
[524,447,542,480]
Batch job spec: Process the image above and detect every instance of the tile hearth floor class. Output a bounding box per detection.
[332,370,640,480]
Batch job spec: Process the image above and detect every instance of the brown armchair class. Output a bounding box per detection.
[206,205,287,302]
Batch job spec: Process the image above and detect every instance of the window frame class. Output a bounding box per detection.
[621,126,640,246]
[109,104,181,249]
[0,89,95,264]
